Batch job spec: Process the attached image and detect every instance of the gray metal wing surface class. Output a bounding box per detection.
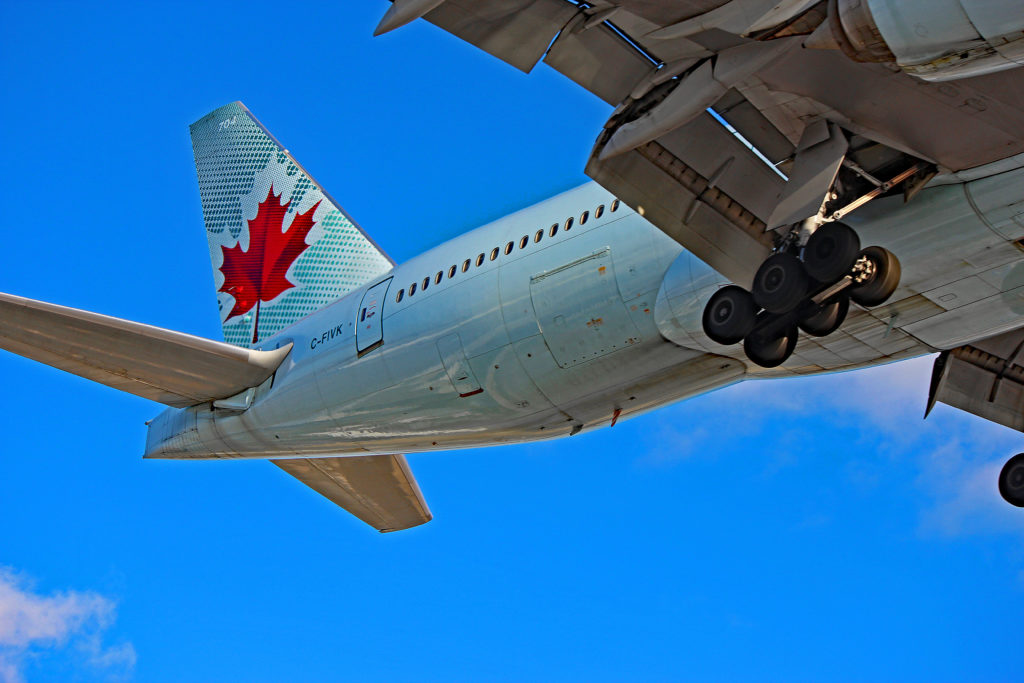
[0,292,291,408]
[375,0,1024,284]
[272,455,433,532]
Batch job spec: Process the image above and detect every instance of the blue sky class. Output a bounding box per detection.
[1,2,1022,682]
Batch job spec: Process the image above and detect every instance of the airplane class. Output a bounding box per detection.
[2,0,1024,532]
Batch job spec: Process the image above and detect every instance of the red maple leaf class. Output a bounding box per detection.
[219,184,320,342]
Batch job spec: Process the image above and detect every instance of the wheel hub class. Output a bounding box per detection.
[714,300,734,323]
[1009,463,1024,491]
[851,255,876,285]
[813,238,836,260]
[764,266,784,292]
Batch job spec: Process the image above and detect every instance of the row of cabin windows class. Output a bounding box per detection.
[394,199,620,303]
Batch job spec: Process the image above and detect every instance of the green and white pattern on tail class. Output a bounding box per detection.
[190,102,393,348]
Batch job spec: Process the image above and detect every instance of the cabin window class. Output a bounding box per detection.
[549,222,558,237]
[611,198,620,212]
[409,282,417,296]
[396,288,404,303]
[580,210,589,225]
[422,276,430,291]
[448,265,457,279]
[462,259,471,272]
[504,241,514,255]
[476,253,485,267]
[564,216,574,231]
[519,235,529,249]
[490,247,499,261]
[534,229,544,243]
[595,204,605,218]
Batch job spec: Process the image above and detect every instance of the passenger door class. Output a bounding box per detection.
[356,278,392,355]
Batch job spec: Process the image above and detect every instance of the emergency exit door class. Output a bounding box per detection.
[356,277,391,355]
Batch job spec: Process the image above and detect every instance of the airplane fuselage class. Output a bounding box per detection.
[145,166,1024,460]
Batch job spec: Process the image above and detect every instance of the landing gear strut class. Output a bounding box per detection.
[701,221,901,368]
[999,453,1024,507]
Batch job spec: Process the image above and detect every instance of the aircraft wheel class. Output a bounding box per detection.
[752,253,809,314]
[743,316,798,368]
[799,294,849,337]
[850,246,901,307]
[702,285,757,345]
[803,222,861,283]
[999,453,1024,508]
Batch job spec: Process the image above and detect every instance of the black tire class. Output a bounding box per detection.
[743,316,798,368]
[803,222,861,283]
[799,294,849,337]
[999,453,1024,508]
[702,285,757,345]
[752,252,810,314]
[850,246,901,307]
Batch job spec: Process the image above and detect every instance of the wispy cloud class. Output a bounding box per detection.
[0,567,135,683]
[642,355,1024,538]
[915,432,1024,538]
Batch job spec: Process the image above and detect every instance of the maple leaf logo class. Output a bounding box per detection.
[219,184,321,343]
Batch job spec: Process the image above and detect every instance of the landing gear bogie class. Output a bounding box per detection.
[700,222,902,369]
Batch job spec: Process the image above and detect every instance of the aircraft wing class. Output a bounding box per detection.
[0,292,291,408]
[927,328,1024,434]
[271,455,433,532]
[376,0,1024,285]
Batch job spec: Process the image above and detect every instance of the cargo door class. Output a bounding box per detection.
[529,248,641,368]
[356,277,392,355]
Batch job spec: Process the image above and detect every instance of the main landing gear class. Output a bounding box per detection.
[702,222,901,368]
[999,453,1024,507]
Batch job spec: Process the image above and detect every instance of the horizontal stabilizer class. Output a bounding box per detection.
[272,455,432,532]
[0,292,291,408]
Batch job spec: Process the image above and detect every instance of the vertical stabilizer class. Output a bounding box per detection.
[190,102,393,347]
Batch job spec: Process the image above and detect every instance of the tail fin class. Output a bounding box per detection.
[190,102,393,347]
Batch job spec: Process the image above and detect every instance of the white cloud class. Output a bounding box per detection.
[0,567,135,683]
[644,355,1024,538]
[915,433,1024,538]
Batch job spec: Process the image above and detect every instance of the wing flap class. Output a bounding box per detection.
[0,292,291,408]
[928,328,1024,433]
[586,112,783,287]
[272,455,432,532]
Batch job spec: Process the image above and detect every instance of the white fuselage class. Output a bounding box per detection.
[145,167,1024,460]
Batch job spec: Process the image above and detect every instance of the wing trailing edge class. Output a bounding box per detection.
[272,455,432,532]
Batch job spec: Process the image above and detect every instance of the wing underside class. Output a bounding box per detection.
[0,292,291,408]
[384,0,1024,282]
[272,455,433,532]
